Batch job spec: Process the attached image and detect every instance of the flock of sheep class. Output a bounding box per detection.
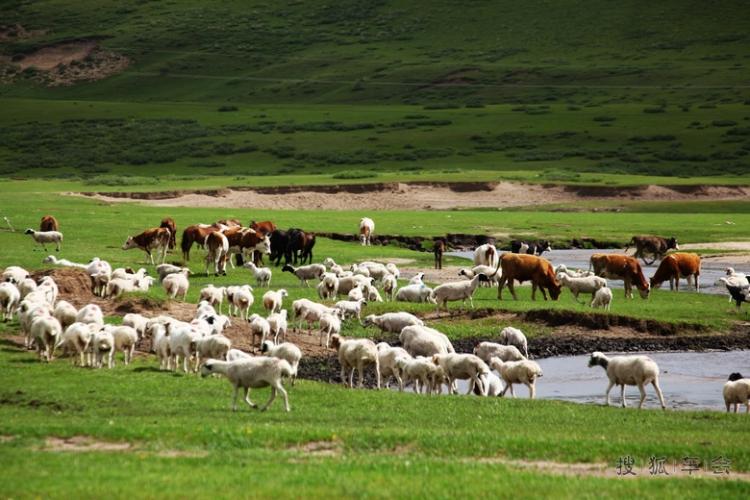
[1,216,748,414]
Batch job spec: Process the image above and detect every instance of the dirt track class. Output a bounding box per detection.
[79,182,750,211]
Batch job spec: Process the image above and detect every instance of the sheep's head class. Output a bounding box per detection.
[200,361,217,378]
[476,273,490,283]
[588,352,608,369]
[728,372,745,381]
[361,315,375,327]
[488,356,503,372]
[329,334,342,350]
[281,265,295,273]
[726,267,736,276]
[260,340,273,353]
[24,228,34,235]
[279,289,288,298]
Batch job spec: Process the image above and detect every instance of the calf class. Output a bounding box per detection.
[494,253,561,301]
[625,235,678,265]
[650,253,701,292]
[122,227,170,265]
[590,254,650,299]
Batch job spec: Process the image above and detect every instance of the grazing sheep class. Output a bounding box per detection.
[90,328,115,369]
[590,286,613,311]
[248,314,271,348]
[399,325,455,357]
[474,371,504,397]
[24,229,63,252]
[226,349,252,362]
[330,334,380,389]
[156,263,185,282]
[397,356,441,394]
[489,357,543,399]
[382,274,398,301]
[431,274,487,312]
[317,272,340,300]
[351,263,371,278]
[323,257,346,276]
[376,343,412,390]
[149,322,172,370]
[473,342,525,364]
[358,262,390,282]
[558,274,608,302]
[168,323,202,373]
[723,373,750,413]
[267,309,288,343]
[199,285,226,315]
[395,283,436,304]
[362,312,423,334]
[0,282,20,322]
[162,268,191,300]
[60,322,96,366]
[53,300,78,330]
[293,300,337,334]
[243,262,272,287]
[261,340,302,386]
[18,278,38,299]
[111,267,148,282]
[359,217,375,246]
[408,272,425,285]
[336,275,371,296]
[459,265,500,287]
[262,289,288,314]
[319,311,341,347]
[75,304,104,325]
[106,325,139,365]
[347,286,364,301]
[432,353,490,396]
[19,300,52,348]
[196,335,232,362]
[588,352,666,409]
[500,327,529,359]
[282,263,326,286]
[200,357,293,412]
[230,285,254,320]
[473,243,498,268]
[31,315,62,361]
[2,266,29,284]
[334,298,367,320]
[385,263,400,280]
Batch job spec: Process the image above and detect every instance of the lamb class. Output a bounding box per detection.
[282,263,326,286]
[200,357,293,412]
[399,325,455,357]
[111,267,148,282]
[231,285,254,320]
[31,315,62,361]
[474,371,504,397]
[248,314,271,348]
[84,257,112,277]
[362,283,383,303]
[330,334,380,389]
[53,300,78,330]
[336,275,371,296]
[588,351,666,409]
[396,356,441,394]
[318,310,341,347]
[489,357,543,399]
[261,340,302,385]
[90,272,110,297]
[395,283,436,304]
[323,257,346,276]
[267,309,288,343]
[473,342,525,364]
[243,262,272,287]
[358,262,390,282]
[105,325,139,365]
[293,300,337,334]
[75,304,104,325]
[590,286,613,311]
[262,289,288,314]
[0,281,20,322]
[24,228,63,252]
[2,265,30,284]
[149,322,172,370]
[554,264,593,278]
[168,323,202,373]
[382,274,398,301]
[334,298,367,320]
[105,277,143,298]
[317,273,339,300]
[347,285,364,301]
[162,268,191,300]
[42,255,86,269]
[60,322,96,366]
[408,272,425,285]
[376,343,412,390]
[196,334,232,362]
[432,353,490,395]
[90,328,115,369]
[723,373,750,413]
[156,263,186,282]
[458,265,500,287]
[362,312,423,333]
[558,274,607,302]
[430,274,487,312]
[500,327,529,359]
[226,349,252,362]
[199,285,226,314]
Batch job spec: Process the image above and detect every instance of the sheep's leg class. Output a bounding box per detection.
[271,382,290,412]
[528,381,536,399]
[232,386,240,411]
[604,381,614,405]
[349,367,356,388]
[244,388,258,409]
[356,361,364,388]
[637,384,647,409]
[652,380,666,410]
[340,365,347,386]
[509,384,515,398]
[621,385,627,408]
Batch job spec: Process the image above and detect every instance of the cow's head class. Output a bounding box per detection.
[538,240,552,254]
[121,236,138,250]
[667,237,678,250]
[638,283,651,299]
[548,281,562,300]
[256,236,271,255]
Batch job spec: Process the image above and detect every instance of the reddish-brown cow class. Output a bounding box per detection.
[590,254,650,299]
[122,227,171,265]
[650,253,701,292]
[40,215,59,232]
[494,253,561,301]
[181,224,221,261]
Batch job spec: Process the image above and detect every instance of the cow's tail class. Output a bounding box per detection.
[487,254,502,279]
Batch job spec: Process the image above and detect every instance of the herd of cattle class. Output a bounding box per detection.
[1,214,749,413]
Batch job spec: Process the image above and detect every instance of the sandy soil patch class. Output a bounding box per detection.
[43,436,132,453]
[17,40,98,71]
[288,440,342,457]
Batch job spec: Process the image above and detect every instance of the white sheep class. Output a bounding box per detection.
[105,325,139,365]
[267,309,288,343]
[376,343,412,390]
[431,274,487,312]
[53,300,78,330]
[0,281,20,322]
[323,257,346,276]
[395,283,436,304]
[199,285,226,314]
[90,272,110,298]
[31,315,62,362]
[168,323,202,373]
[123,313,149,338]
[19,300,53,348]
[351,263,370,278]
[200,357,293,412]
[336,275,371,296]
[60,322,96,366]
[723,373,750,413]
[317,273,339,300]
[261,340,302,385]
[399,325,455,357]
[230,285,254,320]
[475,371,504,397]
[432,353,490,395]
[262,289,288,314]
[458,265,500,287]
[18,277,37,299]
[2,265,30,284]
[347,285,364,301]
[243,262,272,287]
[500,327,529,358]
[554,264,593,278]
[330,334,380,389]
[362,312,423,334]
[156,263,186,282]
[42,255,86,269]
[382,274,398,301]
[111,267,148,281]
[319,310,341,347]
[226,349,252,362]
[385,263,400,280]
[248,313,271,348]
[363,283,383,303]
[359,262,390,282]
[90,328,115,369]
[162,268,191,300]
[588,352,666,409]
[558,274,607,302]
[75,304,104,325]
[472,342,525,364]
[24,229,63,252]
[590,286,613,311]
[148,322,172,370]
[293,299,337,334]
[489,357,543,399]
[37,277,58,304]
[196,334,232,362]
[105,277,143,298]
[408,272,425,285]
[396,356,441,394]
[334,298,367,321]
[282,263,326,286]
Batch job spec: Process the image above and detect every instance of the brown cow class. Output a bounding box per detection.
[40,215,59,232]
[223,227,272,267]
[494,253,561,301]
[122,227,171,265]
[625,235,679,265]
[204,231,229,276]
[160,217,177,250]
[434,239,446,269]
[250,220,277,234]
[181,224,221,261]
[590,254,650,299]
[650,253,701,292]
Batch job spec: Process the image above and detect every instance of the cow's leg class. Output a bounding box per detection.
[508,280,518,301]
[497,277,506,299]
[694,273,700,292]
[531,283,537,301]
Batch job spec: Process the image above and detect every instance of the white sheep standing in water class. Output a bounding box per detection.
[588,351,666,410]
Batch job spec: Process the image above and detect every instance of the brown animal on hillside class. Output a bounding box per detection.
[494,253,561,301]
[181,224,221,261]
[160,217,177,250]
[122,227,171,265]
[433,239,446,269]
[625,235,679,265]
[223,227,273,267]
[650,253,701,292]
[590,254,650,299]
[204,231,229,276]
[40,215,58,232]
[250,220,277,234]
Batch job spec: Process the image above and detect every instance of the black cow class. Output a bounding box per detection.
[510,240,552,256]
